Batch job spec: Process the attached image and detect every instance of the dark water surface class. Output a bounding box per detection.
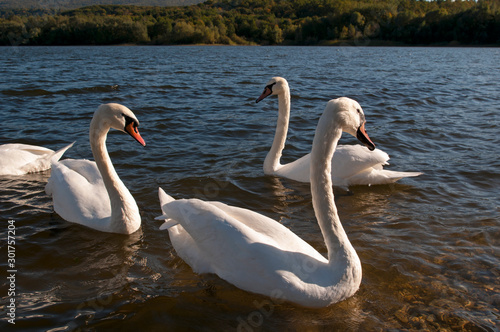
[0,46,499,331]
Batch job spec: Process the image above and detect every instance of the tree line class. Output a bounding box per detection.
[1,0,499,46]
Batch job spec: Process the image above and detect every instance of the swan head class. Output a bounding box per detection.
[93,103,146,146]
[328,97,375,151]
[256,77,288,103]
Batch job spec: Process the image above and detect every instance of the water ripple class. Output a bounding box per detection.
[1,46,499,331]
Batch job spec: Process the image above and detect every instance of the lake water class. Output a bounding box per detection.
[0,45,499,331]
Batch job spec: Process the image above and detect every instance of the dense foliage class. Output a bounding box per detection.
[0,0,203,10]
[1,0,499,46]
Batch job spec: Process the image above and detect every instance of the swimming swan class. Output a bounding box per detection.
[45,103,146,234]
[157,97,375,307]
[0,142,73,176]
[256,77,422,186]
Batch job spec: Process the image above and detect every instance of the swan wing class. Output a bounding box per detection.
[332,145,422,185]
[50,142,74,163]
[0,143,72,175]
[275,154,312,183]
[159,196,327,297]
[346,169,423,185]
[0,143,53,154]
[272,145,419,186]
[331,145,389,179]
[161,197,278,274]
[207,200,322,255]
[46,158,111,227]
[274,145,388,184]
[158,188,322,259]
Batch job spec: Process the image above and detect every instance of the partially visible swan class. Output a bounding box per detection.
[256,77,421,186]
[45,103,146,234]
[157,97,375,307]
[0,142,73,176]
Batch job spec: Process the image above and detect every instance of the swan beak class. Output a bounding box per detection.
[125,122,146,147]
[256,86,272,103]
[356,122,376,151]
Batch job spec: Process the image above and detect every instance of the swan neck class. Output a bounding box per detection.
[89,118,139,233]
[310,115,358,264]
[264,90,290,174]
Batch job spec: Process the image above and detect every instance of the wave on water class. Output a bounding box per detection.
[1,85,120,96]
[1,46,499,331]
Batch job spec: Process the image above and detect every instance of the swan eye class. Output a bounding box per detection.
[267,82,277,91]
[358,110,366,123]
[123,115,138,128]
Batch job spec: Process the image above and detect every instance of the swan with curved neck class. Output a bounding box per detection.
[157,97,374,307]
[256,77,421,186]
[45,103,146,234]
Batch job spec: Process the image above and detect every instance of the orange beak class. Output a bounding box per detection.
[356,122,375,151]
[256,86,273,103]
[125,121,146,147]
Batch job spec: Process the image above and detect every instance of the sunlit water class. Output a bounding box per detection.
[0,46,499,331]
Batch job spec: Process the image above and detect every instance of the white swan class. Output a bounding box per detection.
[256,77,422,186]
[0,142,73,176]
[157,97,375,307]
[45,103,146,234]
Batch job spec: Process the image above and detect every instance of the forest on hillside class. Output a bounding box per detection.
[0,0,203,10]
[0,0,499,46]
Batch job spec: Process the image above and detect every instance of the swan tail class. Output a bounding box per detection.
[160,219,179,230]
[45,180,52,196]
[380,170,423,182]
[158,187,175,205]
[156,217,179,230]
[157,187,178,230]
[346,169,422,186]
[51,142,75,163]
[45,157,79,196]
[45,158,68,196]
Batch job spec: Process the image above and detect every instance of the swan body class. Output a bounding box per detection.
[256,77,421,186]
[45,103,146,234]
[158,97,375,307]
[0,142,73,176]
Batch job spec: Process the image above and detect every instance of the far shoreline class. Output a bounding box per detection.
[3,41,499,48]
